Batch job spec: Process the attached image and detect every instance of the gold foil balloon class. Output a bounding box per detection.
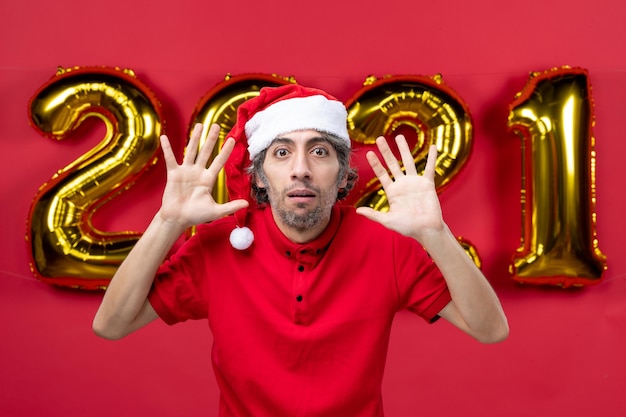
[27,66,163,289]
[508,67,607,287]
[345,74,479,267]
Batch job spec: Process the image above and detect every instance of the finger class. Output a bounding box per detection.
[395,135,417,176]
[196,123,221,168]
[365,150,393,189]
[160,135,178,171]
[355,206,385,224]
[423,144,438,180]
[213,199,250,217]
[182,123,204,165]
[205,137,236,179]
[375,136,404,179]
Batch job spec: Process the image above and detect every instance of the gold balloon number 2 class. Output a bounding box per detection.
[26,66,606,289]
[27,67,163,289]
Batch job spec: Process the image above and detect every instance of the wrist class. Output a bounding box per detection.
[153,209,190,236]
[414,223,453,252]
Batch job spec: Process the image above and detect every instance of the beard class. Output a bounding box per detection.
[268,182,338,231]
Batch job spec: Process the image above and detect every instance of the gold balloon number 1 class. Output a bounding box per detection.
[508,67,606,287]
[26,66,606,289]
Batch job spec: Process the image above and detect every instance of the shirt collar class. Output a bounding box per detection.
[262,205,341,265]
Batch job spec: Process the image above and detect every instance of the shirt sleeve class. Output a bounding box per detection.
[148,233,210,325]
[393,233,451,323]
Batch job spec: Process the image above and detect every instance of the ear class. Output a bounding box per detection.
[254,173,266,189]
[338,172,348,189]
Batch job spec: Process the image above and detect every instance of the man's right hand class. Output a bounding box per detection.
[159,123,249,228]
[92,123,249,340]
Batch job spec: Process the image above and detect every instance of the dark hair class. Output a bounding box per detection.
[247,132,358,205]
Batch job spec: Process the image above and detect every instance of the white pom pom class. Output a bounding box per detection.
[229,226,254,250]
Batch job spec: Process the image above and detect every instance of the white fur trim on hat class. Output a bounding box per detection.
[244,95,350,159]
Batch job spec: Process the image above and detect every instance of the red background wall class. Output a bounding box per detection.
[1,1,625,416]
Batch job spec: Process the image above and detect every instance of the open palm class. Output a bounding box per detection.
[159,123,248,228]
[356,135,444,243]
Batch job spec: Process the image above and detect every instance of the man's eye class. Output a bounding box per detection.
[274,149,289,157]
[312,147,328,156]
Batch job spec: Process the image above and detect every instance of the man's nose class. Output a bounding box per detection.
[290,152,312,179]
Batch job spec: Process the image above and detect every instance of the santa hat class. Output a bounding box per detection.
[224,84,350,250]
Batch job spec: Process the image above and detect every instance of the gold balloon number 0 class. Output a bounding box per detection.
[27,67,606,289]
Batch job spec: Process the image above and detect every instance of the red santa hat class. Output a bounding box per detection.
[224,84,350,250]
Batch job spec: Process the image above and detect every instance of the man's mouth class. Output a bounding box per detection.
[287,190,315,198]
[287,189,317,201]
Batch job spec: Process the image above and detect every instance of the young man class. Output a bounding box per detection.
[93,84,508,416]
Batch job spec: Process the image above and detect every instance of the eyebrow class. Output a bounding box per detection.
[271,136,329,146]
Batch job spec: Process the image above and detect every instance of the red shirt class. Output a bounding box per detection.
[149,205,451,417]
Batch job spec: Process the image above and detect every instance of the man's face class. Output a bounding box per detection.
[256,130,347,240]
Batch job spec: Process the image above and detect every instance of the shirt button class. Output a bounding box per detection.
[297,265,304,272]
[285,251,291,257]
[296,295,303,302]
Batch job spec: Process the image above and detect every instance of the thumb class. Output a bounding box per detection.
[213,199,250,219]
[356,206,386,224]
